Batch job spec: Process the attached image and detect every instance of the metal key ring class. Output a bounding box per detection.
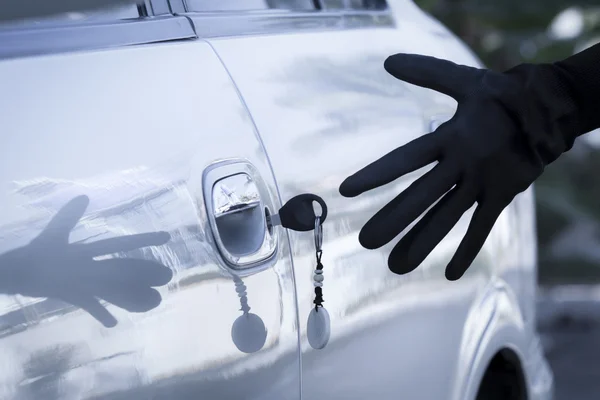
[314,216,323,252]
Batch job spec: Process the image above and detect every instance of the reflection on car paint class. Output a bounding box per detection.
[0,41,301,400]
[231,275,267,354]
[0,195,172,329]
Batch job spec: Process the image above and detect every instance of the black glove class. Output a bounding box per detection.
[340,44,600,280]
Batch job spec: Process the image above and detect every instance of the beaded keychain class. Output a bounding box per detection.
[307,215,331,350]
[313,215,324,308]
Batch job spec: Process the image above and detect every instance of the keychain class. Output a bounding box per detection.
[306,215,331,350]
[265,193,331,350]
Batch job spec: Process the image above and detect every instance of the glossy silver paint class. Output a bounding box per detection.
[0,41,300,399]
[0,1,553,399]
[207,0,552,398]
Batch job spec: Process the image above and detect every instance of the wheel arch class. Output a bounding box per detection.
[452,278,532,400]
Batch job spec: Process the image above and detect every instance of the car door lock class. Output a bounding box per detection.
[203,160,328,270]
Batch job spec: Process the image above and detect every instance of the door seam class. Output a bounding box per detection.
[201,37,304,400]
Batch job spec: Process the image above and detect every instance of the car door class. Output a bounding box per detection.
[195,1,508,399]
[0,4,300,400]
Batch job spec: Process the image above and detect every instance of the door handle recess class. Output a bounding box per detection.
[203,160,277,269]
[214,198,261,219]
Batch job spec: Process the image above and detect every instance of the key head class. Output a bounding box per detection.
[278,194,328,232]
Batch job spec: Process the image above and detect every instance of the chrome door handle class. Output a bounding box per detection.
[213,184,261,219]
[203,160,277,269]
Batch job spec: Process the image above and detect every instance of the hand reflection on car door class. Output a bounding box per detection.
[0,195,173,328]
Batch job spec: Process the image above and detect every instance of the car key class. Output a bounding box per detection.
[267,193,328,232]
[268,193,331,350]
[307,213,330,349]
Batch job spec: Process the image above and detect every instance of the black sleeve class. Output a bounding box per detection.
[553,43,600,136]
[501,43,600,162]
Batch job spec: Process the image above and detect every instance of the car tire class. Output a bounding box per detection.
[475,351,526,400]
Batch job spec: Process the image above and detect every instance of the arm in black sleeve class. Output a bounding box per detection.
[502,43,600,165]
[339,44,600,280]
[554,43,600,135]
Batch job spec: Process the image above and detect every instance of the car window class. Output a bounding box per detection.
[267,0,315,9]
[320,0,345,9]
[0,1,140,30]
[319,0,388,10]
[184,0,315,12]
[349,0,388,9]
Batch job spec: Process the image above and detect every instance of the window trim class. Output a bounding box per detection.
[184,8,394,39]
[179,0,393,38]
[179,0,388,13]
[0,0,394,60]
[0,15,195,60]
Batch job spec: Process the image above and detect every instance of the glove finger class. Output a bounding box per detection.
[340,130,443,198]
[34,195,89,244]
[445,202,504,281]
[388,186,475,274]
[384,53,481,100]
[79,231,171,257]
[358,163,458,249]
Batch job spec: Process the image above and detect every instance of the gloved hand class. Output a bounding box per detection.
[340,52,590,280]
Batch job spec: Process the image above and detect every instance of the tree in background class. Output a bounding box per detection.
[414,0,600,284]
[415,0,600,68]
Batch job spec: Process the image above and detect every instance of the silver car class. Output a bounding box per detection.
[0,1,553,399]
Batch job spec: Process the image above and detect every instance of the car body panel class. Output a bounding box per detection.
[207,24,506,399]
[0,1,554,399]
[0,40,301,399]
[208,4,551,397]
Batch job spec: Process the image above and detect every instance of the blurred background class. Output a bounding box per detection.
[411,1,600,398]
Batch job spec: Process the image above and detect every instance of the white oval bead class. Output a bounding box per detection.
[313,281,323,287]
[307,307,331,350]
